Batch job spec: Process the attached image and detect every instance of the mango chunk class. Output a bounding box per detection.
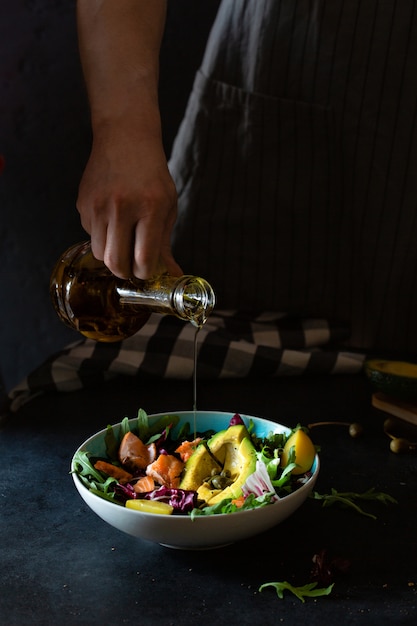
[125,499,174,515]
[281,429,315,475]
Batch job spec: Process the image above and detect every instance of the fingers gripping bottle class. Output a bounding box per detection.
[50,241,215,342]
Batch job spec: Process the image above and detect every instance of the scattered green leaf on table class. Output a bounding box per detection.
[259,580,334,603]
[311,488,397,520]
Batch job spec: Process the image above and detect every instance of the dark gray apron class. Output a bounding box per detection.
[170,0,417,353]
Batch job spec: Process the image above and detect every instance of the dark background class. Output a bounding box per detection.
[0,0,221,392]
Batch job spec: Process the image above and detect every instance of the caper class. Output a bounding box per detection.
[348,422,364,438]
[308,420,363,438]
[210,476,225,490]
[220,469,231,478]
[390,437,412,454]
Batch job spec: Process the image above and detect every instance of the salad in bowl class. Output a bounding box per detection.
[71,410,319,549]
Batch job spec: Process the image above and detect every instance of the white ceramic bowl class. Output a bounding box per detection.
[71,411,319,549]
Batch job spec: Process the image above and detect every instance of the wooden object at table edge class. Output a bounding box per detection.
[372,392,417,427]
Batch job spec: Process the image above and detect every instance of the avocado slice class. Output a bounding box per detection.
[364,359,417,401]
[179,423,257,505]
[179,442,221,491]
[198,437,257,505]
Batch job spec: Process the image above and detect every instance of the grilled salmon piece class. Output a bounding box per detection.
[118,431,157,471]
[175,438,203,462]
[133,475,155,494]
[146,453,184,489]
[94,460,133,484]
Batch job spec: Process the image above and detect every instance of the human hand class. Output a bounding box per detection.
[77,124,182,280]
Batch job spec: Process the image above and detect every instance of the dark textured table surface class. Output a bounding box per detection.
[1,373,416,625]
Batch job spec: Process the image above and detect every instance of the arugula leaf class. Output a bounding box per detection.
[145,414,181,440]
[256,445,281,480]
[104,424,119,461]
[189,493,275,519]
[72,450,104,484]
[136,408,150,441]
[259,580,334,603]
[271,462,297,489]
[250,429,287,454]
[120,416,132,439]
[71,450,118,502]
[88,477,120,503]
[311,488,397,520]
[176,420,191,441]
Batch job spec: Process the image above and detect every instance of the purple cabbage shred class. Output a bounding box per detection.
[153,426,173,454]
[229,413,244,426]
[114,482,137,503]
[145,486,198,514]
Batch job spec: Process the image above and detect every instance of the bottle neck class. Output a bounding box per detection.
[117,274,215,327]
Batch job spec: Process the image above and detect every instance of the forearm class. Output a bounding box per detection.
[76,0,167,137]
[75,0,180,279]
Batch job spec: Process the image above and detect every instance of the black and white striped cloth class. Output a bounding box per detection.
[8,311,365,412]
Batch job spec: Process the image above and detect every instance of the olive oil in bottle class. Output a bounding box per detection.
[50,241,215,342]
